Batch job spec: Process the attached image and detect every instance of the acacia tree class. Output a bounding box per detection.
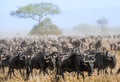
[10,2,62,36]
[10,2,61,23]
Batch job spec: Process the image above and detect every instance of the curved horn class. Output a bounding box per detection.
[64,55,69,57]
[2,57,7,60]
[52,52,58,58]
[83,60,88,63]
[106,51,112,57]
[53,55,57,58]
[90,57,96,62]
[82,57,88,63]
[44,56,51,60]
[87,55,95,58]
[55,54,58,58]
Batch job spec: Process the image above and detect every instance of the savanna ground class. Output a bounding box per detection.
[0,51,120,82]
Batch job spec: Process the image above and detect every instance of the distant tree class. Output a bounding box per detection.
[29,18,62,36]
[96,17,109,35]
[96,17,108,27]
[10,2,61,24]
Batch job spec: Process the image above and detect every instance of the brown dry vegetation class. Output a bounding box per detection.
[0,51,120,82]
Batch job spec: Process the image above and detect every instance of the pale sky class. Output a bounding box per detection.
[0,0,120,35]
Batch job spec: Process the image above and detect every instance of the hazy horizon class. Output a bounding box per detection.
[1,0,120,37]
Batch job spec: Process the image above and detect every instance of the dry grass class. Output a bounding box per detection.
[0,51,120,82]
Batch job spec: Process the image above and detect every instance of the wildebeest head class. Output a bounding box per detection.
[25,48,34,56]
[87,60,95,76]
[105,51,116,62]
[16,53,25,61]
[48,52,59,71]
[81,55,95,76]
[104,51,117,74]
[95,51,117,72]
[109,55,117,69]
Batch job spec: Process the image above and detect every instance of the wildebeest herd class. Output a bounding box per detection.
[0,35,120,81]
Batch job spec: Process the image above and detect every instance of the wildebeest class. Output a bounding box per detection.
[56,51,95,81]
[26,51,47,77]
[0,55,11,73]
[26,49,59,78]
[7,53,26,78]
[94,51,116,75]
[89,40,102,51]
[0,35,119,81]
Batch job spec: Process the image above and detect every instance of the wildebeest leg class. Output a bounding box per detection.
[30,69,33,76]
[55,67,59,82]
[56,68,61,82]
[110,69,113,74]
[22,70,25,77]
[105,69,108,74]
[97,68,100,75]
[55,74,60,82]
[12,69,16,77]
[101,69,104,75]
[39,69,41,75]
[19,69,22,76]
[117,68,120,74]
[102,69,104,74]
[7,68,11,78]
[2,66,5,74]
[74,69,85,81]
[7,68,14,79]
[53,62,56,73]
[29,66,33,76]
[61,71,64,79]
[42,69,45,75]
[34,70,38,75]
[42,66,48,75]
[9,69,12,79]
[88,71,92,76]
[26,66,30,79]
[101,68,104,74]
[79,71,84,80]
[9,68,13,78]
[77,71,83,79]
[77,72,79,79]
[43,69,48,75]
[45,69,48,74]
[22,70,25,76]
